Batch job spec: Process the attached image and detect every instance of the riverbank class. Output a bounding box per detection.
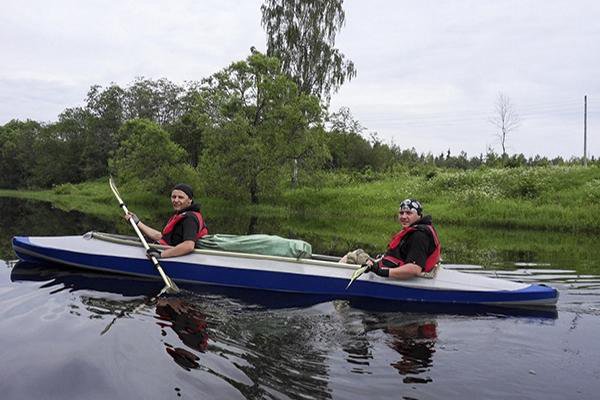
[2,165,599,234]
[2,166,600,273]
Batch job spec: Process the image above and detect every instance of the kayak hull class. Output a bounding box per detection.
[11,233,559,307]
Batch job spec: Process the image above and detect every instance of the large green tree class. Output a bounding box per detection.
[109,119,201,194]
[261,0,356,102]
[199,52,329,203]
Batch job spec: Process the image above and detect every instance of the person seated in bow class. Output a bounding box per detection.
[126,183,208,259]
[341,199,441,280]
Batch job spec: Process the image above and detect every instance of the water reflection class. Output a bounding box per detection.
[382,319,436,381]
[155,298,209,371]
[335,301,437,382]
[8,261,333,398]
[8,260,574,399]
[0,197,115,260]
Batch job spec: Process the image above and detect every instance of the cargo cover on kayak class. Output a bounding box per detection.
[196,234,312,259]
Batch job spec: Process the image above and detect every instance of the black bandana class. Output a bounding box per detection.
[172,183,194,200]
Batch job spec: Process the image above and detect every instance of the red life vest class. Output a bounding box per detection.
[158,211,208,246]
[381,224,441,273]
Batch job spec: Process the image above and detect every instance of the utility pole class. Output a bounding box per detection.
[584,95,588,166]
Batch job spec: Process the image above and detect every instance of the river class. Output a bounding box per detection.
[1,197,599,399]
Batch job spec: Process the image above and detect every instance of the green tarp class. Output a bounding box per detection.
[196,234,312,259]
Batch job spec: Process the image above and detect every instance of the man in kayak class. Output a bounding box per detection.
[126,183,208,259]
[342,198,441,280]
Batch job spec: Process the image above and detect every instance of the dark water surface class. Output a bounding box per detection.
[1,198,600,399]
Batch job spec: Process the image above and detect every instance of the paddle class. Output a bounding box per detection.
[345,264,370,289]
[109,177,180,294]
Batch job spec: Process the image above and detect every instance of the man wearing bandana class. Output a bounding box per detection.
[366,199,441,280]
[125,183,208,259]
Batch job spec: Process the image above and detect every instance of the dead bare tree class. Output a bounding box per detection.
[489,92,520,156]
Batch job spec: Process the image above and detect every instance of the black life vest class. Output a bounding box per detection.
[158,211,208,246]
[380,224,441,273]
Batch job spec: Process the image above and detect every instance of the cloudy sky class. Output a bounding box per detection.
[1,0,598,158]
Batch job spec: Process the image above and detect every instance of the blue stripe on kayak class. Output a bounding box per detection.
[12,236,558,305]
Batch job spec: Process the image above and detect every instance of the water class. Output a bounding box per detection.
[1,198,600,399]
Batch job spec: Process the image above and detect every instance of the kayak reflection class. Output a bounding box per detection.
[9,260,559,319]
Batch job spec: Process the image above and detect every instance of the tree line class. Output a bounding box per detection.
[0,61,591,203]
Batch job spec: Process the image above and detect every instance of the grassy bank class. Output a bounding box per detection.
[2,165,599,233]
[278,165,600,232]
[2,166,600,272]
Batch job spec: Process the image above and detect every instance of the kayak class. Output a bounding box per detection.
[11,232,559,307]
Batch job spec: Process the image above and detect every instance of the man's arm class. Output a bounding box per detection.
[136,221,162,242]
[161,240,196,258]
[384,231,430,280]
[125,213,162,241]
[388,263,422,279]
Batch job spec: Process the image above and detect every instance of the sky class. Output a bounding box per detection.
[1,0,599,159]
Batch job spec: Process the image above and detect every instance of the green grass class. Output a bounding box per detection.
[2,165,599,233]
[2,166,600,272]
[276,165,600,232]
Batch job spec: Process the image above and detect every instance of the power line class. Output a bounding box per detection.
[355,98,598,129]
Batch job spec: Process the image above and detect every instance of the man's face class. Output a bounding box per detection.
[398,208,420,228]
[171,189,192,212]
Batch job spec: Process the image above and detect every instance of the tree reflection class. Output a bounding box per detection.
[0,197,115,260]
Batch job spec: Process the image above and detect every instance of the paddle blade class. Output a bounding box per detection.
[109,176,124,204]
[154,263,180,293]
[346,265,369,289]
[164,277,180,293]
[161,281,180,294]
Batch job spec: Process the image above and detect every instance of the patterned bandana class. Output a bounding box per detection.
[399,198,423,215]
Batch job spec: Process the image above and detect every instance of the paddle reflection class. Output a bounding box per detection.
[155,298,209,371]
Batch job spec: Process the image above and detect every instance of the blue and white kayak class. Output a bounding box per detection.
[11,232,558,307]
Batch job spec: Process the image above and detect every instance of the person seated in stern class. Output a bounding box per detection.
[340,199,441,280]
[126,183,208,259]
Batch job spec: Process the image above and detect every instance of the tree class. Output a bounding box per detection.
[82,84,127,178]
[28,120,84,187]
[489,92,520,156]
[109,119,200,194]
[0,120,42,188]
[166,90,212,168]
[123,78,186,125]
[199,52,329,204]
[326,107,366,170]
[261,0,356,102]
[167,111,209,168]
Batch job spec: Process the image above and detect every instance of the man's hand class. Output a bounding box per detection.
[125,212,140,225]
[147,248,162,260]
[366,261,389,277]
